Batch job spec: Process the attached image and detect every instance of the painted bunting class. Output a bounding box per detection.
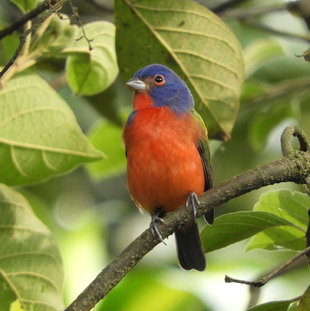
[123,64,213,271]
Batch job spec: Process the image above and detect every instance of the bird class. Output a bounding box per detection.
[123,64,213,271]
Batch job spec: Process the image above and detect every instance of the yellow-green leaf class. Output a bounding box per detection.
[0,184,63,311]
[0,72,103,186]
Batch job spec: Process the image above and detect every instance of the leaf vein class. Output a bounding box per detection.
[10,146,28,177]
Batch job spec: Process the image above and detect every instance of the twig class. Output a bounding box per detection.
[65,126,310,311]
[211,0,250,14]
[67,0,93,50]
[225,245,310,287]
[0,0,63,40]
[242,19,310,43]
[220,3,286,18]
[281,126,310,156]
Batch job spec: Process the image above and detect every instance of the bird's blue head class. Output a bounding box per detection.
[126,64,194,114]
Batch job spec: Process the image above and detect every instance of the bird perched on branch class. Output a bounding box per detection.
[123,64,213,271]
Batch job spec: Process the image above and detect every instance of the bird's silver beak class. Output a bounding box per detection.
[126,77,146,91]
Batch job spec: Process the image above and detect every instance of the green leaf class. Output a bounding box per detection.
[253,190,309,230]
[0,72,103,186]
[32,14,77,55]
[86,119,126,179]
[0,184,63,310]
[10,300,25,311]
[201,211,293,252]
[9,0,39,12]
[247,300,292,311]
[247,190,308,251]
[115,0,244,139]
[65,21,119,95]
[246,226,305,251]
[298,285,310,311]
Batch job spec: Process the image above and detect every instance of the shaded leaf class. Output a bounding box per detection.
[201,211,293,252]
[0,184,63,310]
[243,39,284,77]
[115,0,244,139]
[298,285,310,310]
[65,21,119,95]
[9,0,38,12]
[0,72,103,186]
[247,300,292,311]
[86,119,126,179]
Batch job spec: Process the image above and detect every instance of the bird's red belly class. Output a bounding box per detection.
[124,109,205,214]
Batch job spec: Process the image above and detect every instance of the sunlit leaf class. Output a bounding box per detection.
[86,119,126,179]
[298,285,310,310]
[247,300,292,311]
[115,0,244,139]
[253,190,309,230]
[9,0,38,12]
[65,21,119,95]
[0,73,103,186]
[32,14,77,55]
[201,211,293,252]
[0,184,63,310]
[246,226,305,251]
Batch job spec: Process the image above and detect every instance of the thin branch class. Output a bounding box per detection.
[0,0,63,40]
[65,126,310,311]
[225,245,310,287]
[220,3,286,18]
[242,19,310,43]
[211,0,250,14]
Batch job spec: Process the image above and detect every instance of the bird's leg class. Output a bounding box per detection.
[186,192,201,219]
[150,207,167,245]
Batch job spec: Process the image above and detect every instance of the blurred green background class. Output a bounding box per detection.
[1,0,310,310]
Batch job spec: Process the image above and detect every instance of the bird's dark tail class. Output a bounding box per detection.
[175,221,206,271]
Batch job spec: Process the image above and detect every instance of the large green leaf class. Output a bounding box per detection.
[65,21,119,95]
[201,211,293,252]
[0,72,103,186]
[0,184,63,311]
[115,0,244,139]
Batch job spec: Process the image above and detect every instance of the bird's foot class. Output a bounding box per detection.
[150,208,167,245]
[186,192,201,219]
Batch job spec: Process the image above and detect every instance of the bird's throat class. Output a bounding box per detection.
[133,92,153,109]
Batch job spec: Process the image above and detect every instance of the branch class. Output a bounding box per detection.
[65,126,310,311]
[211,0,250,14]
[0,0,63,40]
[225,245,310,287]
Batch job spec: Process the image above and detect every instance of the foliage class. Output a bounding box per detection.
[0,0,310,310]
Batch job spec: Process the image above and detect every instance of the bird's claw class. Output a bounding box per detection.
[186,192,201,219]
[150,212,167,245]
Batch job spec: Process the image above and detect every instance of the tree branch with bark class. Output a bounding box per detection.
[64,126,310,311]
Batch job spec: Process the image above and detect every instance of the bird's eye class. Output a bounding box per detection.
[154,74,165,85]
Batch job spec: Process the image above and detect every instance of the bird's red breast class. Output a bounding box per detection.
[123,95,205,215]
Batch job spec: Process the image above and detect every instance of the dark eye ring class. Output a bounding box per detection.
[154,74,165,85]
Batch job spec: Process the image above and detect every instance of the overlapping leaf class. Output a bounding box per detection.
[201,211,293,252]
[0,73,103,186]
[9,0,38,12]
[115,0,244,139]
[65,21,119,95]
[247,190,308,251]
[0,184,63,310]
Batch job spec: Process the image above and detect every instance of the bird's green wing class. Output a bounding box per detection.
[192,110,214,223]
